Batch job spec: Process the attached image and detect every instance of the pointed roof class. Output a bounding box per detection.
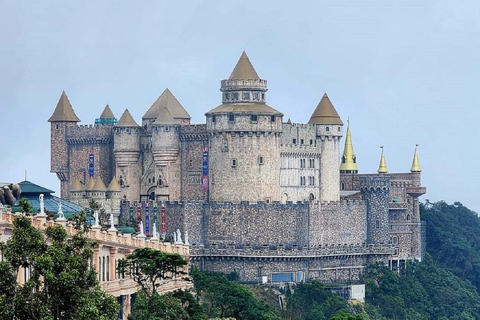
[229,51,260,80]
[99,105,115,119]
[115,109,140,127]
[410,145,422,172]
[339,120,359,172]
[107,177,121,191]
[48,91,81,122]
[143,88,191,120]
[85,178,95,191]
[308,93,343,125]
[70,178,84,191]
[18,180,54,195]
[153,106,178,125]
[92,177,107,191]
[378,147,388,173]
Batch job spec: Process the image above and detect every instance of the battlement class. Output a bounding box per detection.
[220,78,267,90]
[66,125,113,144]
[180,124,208,141]
[360,176,391,191]
[190,242,395,258]
[283,123,316,129]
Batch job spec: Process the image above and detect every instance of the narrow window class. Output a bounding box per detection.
[341,182,345,190]
[251,115,258,122]
[231,159,237,167]
[55,123,59,130]
[212,115,216,123]
[300,159,306,168]
[310,139,313,146]
[375,220,380,229]
[243,92,249,100]
[309,159,315,168]
[270,115,275,122]
[392,236,398,245]
[309,193,315,201]
[338,127,341,132]
[106,256,110,281]
[229,114,235,122]
[152,177,155,183]
[261,93,265,100]
[254,92,259,100]
[233,93,239,100]
[258,156,264,164]
[300,139,304,145]
[406,214,410,221]
[293,139,297,144]
[326,127,329,132]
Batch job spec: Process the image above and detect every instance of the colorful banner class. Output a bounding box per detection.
[88,152,94,177]
[136,204,142,233]
[202,145,209,190]
[161,204,166,239]
[153,204,158,235]
[145,203,150,235]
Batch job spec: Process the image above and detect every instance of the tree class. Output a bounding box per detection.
[117,247,188,295]
[0,214,119,320]
[18,197,32,214]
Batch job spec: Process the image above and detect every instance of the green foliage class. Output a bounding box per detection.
[128,290,207,320]
[191,268,282,320]
[283,282,363,320]
[117,247,188,294]
[364,258,480,319]
[0,215,119,320]
[18,197,32,213]
[421,201,480,292]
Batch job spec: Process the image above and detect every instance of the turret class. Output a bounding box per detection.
[48,91,80,198]
[107,177,121,224]
[378,146,388,173]
[69,178,84,202]
[308,93,343,202]
[143,88,191,128]
[361,176,390,245]
[95,105,117,126]
[205,52,283,202]
[339,120,358,191]
[113,109,141,200]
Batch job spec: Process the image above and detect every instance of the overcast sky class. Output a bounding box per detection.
[1,0,479,213]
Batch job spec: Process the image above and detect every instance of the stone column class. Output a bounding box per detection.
[123,294,131,320]
[109,247,117,281]
[94,246,101,280]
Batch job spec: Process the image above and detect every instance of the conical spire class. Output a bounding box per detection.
[48,91,81,122]
[339,120,358,173]
[143,88,190,120]
[410,145,422,172]
[229,51,260,80]
[378,146,388,173]
[99,105,115,119]
[92,177,107,191]
[85,177,95,190]
[107,177,121,191]
[153,106,177,125]
[70,178,83,191]
[115,109,140,127]
[308,93,343,125]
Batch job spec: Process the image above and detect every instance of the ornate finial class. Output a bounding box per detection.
[410,144,422,172]
[378,146,388,173]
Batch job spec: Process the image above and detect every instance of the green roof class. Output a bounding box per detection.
[18,180,55,195]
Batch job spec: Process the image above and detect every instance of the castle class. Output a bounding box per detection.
[49,52,426,283]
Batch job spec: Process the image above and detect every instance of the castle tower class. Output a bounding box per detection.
[361,176,390,245]
[339,120,358,191]
[151,106,181,201]
[205,52,283,202]
[378,146,388,173]
[142,88,191,128]
[95,105,117,126]
[107,177,121,224]
[69,178,84,203]
[113,109,141,201]
[48,91,81,198]
[308,93,343,202]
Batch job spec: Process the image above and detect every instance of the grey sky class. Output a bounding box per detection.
[1,1,479,213]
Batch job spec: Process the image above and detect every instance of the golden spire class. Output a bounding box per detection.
[410,144,422,172]
[339,119,358,173]
[378,146,388,173]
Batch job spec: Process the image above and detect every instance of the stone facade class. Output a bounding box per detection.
[50,52,426,283]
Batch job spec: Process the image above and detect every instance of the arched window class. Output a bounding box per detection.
[406,214,410,221]
[309,193,315,201]
[341,182,345,190]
